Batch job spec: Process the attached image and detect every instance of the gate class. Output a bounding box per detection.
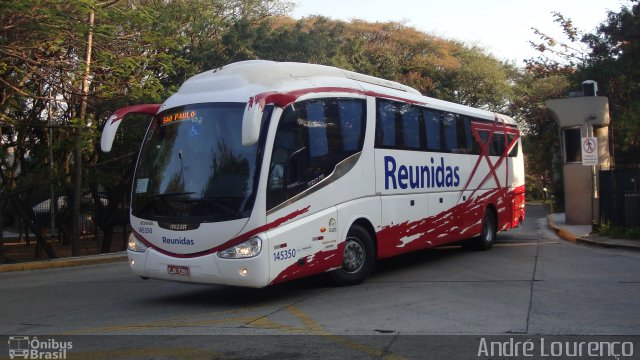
[599,167,640,227]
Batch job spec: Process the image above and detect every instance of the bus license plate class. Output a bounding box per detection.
[167,265,190,276]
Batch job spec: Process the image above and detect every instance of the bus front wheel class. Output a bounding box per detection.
[331,225,375,286]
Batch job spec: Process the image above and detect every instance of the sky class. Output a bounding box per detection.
[291,0,630,65]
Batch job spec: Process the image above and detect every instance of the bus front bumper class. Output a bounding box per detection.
[127,248,270,288]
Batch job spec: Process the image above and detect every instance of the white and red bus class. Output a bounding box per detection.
[101,61,525,287]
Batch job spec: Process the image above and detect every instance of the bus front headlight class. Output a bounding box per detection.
[217,237,262,259]
[128,233,148,253]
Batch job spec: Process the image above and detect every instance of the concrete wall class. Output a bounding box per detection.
[545,97,610,128]
[563,164,594,224]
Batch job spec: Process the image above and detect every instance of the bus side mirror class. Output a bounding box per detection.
[243,91,296,146]
[100,104,161,152]
[242,101,262,146]
[101,114,122,152]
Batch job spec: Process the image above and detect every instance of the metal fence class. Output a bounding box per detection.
[599,167,640,227]
[0,163,133,263]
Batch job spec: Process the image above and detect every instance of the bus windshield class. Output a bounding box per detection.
[132,102,266,222]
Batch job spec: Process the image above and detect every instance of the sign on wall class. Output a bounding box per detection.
[581,137,598,166]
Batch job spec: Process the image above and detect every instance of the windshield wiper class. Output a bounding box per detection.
[136,192,195,214]
[202,197,243,218]
[155,192,195,198]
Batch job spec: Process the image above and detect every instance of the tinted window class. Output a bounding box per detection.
[458,116,473,154]
[564,127,582,163]
[375,101,490,155]
[306,101,329,158]
[469,119,482,155]
[507,134,519,157]
[423,109,441,150]
[376,100,425,150]
[267,98,366,209]
[339,100,364,152]
[376,100,397,147]
[132,103,268,221]
[442,112,458,152]
[492,133,506,156]
[401,105,421,149]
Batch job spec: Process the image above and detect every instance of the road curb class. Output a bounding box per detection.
[0,252,128,273]
[575,237,640,251]
[547,214,577,242]
[547,214,640,251]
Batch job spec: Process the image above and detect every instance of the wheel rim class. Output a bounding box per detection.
[342,237,365,273]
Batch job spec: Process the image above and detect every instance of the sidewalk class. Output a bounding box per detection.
[0,252,128,273]
[548,213,640,251]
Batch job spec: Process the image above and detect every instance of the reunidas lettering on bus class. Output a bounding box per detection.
[383,156,460,190]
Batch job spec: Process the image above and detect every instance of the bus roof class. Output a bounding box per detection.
[162,60,516,126]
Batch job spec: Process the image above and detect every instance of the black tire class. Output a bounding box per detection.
[331,224,375,286]
[465,209,496,251]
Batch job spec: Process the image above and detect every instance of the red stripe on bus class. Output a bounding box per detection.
[376,187,513,258]
[270,245,343,285]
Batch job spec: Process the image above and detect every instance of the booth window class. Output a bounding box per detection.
[563,127,582,163]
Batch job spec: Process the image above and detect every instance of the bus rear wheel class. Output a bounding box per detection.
[465,209,496,251]
[331,225,375,286]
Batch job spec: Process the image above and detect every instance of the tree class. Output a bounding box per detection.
[0,0,92,258]
[1,0,296,259]
[510,72,571,201]
[527,1,640,167]
[249,17,519,113]
[581,1,640,165]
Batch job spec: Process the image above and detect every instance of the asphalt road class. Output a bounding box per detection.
[1,204,639,359]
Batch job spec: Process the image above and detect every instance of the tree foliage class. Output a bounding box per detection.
[527,0,640,167]
[0,0,296,257]
[581,1,640,165]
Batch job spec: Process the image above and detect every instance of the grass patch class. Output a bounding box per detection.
[596,223,640,239]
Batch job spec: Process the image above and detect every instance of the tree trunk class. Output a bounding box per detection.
[72,8,95,256]
[100,225,114,254]
[11,198,56,260]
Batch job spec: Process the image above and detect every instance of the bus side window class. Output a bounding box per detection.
[507,134,519,157]
[458,116,473,154]
[306,100,329,158]
[477,130,492,155]
[375,100,423,151]
[267,105,304,207]
[423,109,441,151]
[338,100,365,152]
[376,100,397,147]
[442,112,457,152]
[492,133,506,156]
[469,119,482,155]
[400,104,421,150]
